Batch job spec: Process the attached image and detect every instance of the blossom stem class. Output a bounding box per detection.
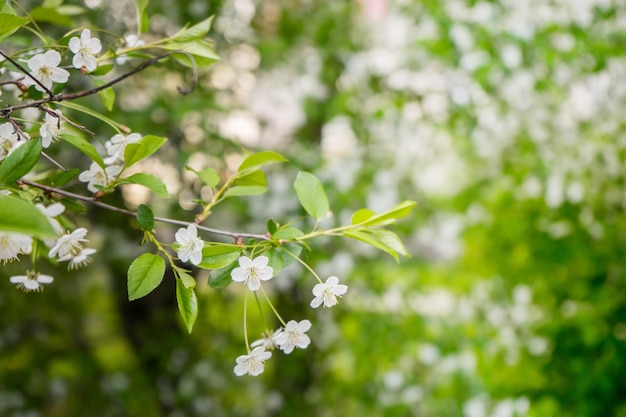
[259,285,286,327]
[18,179,270,241]
[280,246,324,284]
[243,289,250,353]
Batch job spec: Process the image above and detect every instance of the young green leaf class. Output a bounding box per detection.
[208,262,237,288]
[134,0,149,33]
[176,278,198,333]
[0,195,57,238]
[266,245,303,275]
[123,135,167,168]
[294,171,329,221]
[222,185,268,198]
[267,219,278,235]
[127,253,165,300]
[121,173,169,198]
[353,201,417,227]
[43,168,80,187]
[272,227,304,240]
[197,245,241,269]
[238,151,288,174]
[173,16,214,41]
[343,230,400,262]
[94,79,115,110]
[0,139,42,185]
[369,229,410,258]
[62,134,106,168]
[173,266,196,289]
[0,14,30,42]
[185,166,220,187]
[136,204,154,231]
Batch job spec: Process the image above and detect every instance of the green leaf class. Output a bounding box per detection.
[43,168,80,187]
[197,245,241,269]
[135,0,149,33]
[351,208,376,225]
[343,230,402,262]
[294,171,329,221]
[176,278,198,333]
[136,204,154,231]
[185,165,220,187]
[173,266,196,289]
[127,253,165,300]
[0,14,29,42]
[29,7,73,26]
[61,134,105,168]
[174,16,214,41]
[90,64,114,76]
[94,79,115,110]
[163,39,220,68]
[370,229,410,258]
[121,173,169,198]
[123,135,167,168]
[272,227,304,240]
[0,195,57,238]
[0,139,42,185]
[234,169,267,186]
[353,201,417,227]
[267,219,278,235]
[208,262,237,288]
[238,151,288,174]
[266,245,303,275]
[222,185,268,198]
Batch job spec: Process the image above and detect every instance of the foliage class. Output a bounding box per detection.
[1,0,626,416]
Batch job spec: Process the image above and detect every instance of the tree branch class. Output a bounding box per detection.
[18,178,270,241]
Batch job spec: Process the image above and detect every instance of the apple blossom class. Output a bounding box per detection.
[310,276,348,308]
[104,132,142,164]
[21,50,69,92]
[10,272,54,292]
[48,228,88,259]
[0,232,33,263]
[251,328,282,351]
[39,110,63,148]
[69,29,102,72]
[234,347,272,376]
[230,255,274,291]
[0,122,19,162]
[175,224,204,265]
[275,320,312,354]
[78,162,121,193]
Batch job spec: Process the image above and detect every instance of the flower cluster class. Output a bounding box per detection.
[236,320,312,376]
[5,202,95,292]
[228,255,348,376]
[78,132,142,193]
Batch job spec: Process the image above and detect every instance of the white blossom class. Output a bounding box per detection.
[22,50,69,93]
[175,224,204,265]
[311,276,348,308]
[35,202,65,235]
[39,110,63,148]
[104,132,142,164]
[48,227,88,258]
[69,29,102,72]
[0,232,32,263]
[234,347,272,376]
[10,272,54,292]
[116,34,145,64]
[78,162,121,193]
[0,122,19,162]
[58,247,96,269]
[251,328,282,351]
[275,319,312,354]
[230,255,274,291]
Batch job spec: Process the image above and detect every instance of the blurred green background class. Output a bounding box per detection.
[2,0,626,416]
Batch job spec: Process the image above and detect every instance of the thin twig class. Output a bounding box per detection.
[0,49,54,97]
[1,51,197,117]
[19,178,270,241]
